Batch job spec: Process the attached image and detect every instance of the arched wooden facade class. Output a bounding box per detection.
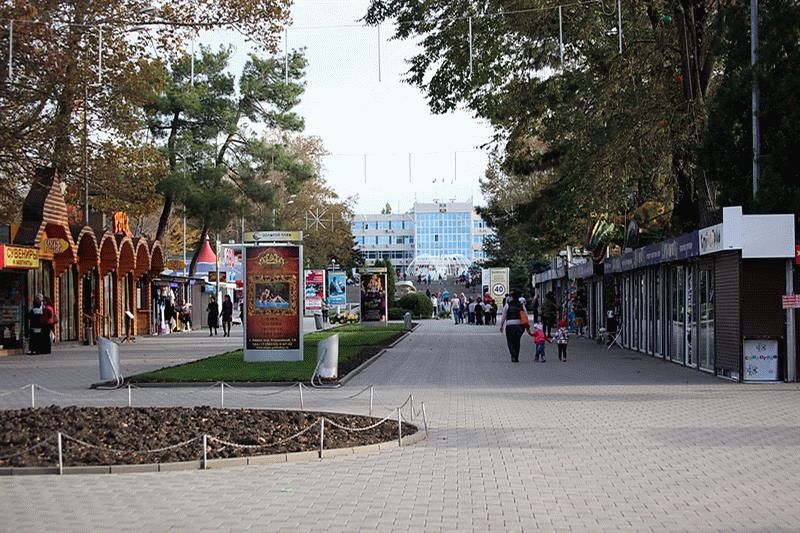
[6,169,166,345]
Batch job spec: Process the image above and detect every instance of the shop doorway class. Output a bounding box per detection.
[102,273,117,337]
[698,267,715,372]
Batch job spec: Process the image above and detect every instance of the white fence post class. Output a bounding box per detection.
[57,432,63,475]
[421,402,429,437]
[298,382,304,410]
[202,435,208,470]
[220,382,225,408]
[127,384,132,407]
[397,407,402,447]
[369,386,374,416]
[30,384,35,408]
[319,418,325,459]
[410,394,414,420]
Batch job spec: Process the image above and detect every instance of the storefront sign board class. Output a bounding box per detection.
[243,231,303,242]
[327,270,347,306]
[0,244,40,269]
[360,268,387,322]
[743,339,780,382]
[304,269,326,315]
[243,245,303,361]
[699,223,724,255]
[795,245,800,265]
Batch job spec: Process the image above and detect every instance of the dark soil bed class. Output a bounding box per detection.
[0,406,416,467]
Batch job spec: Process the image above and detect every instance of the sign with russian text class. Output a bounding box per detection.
[243,245,303,361]
[327,269,347,306]
[743,339,779,382]
[360,268,387,322]
[488,267,509,307]
[0,244,39,269]
[304,269,325,315]
[782,295,800,309]
[243,231,303,243]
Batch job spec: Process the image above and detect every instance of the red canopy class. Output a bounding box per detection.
[196,237,216,264]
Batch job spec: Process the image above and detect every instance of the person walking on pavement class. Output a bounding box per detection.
[542,292,558,337]
[206,296,219,336]
[554,319,570,361]
[499,289,527,363]
[27,294,52,354]
[220,294,234,337]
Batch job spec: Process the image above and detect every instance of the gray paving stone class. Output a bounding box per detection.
[1,320,799,532]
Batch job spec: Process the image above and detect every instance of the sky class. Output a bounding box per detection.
[201,0,495,215]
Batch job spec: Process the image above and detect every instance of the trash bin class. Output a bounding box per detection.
[97,337,122,384]
[314,311,324,331]
[403,312,413,331]
[316,334,339,379]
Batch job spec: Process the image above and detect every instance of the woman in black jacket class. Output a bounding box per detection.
[207,296,219,336]
[220,295,234,337]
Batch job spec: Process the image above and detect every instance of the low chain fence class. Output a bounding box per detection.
[0,384,429,474]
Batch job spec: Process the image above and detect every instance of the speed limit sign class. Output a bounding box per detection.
[492,283,506,296]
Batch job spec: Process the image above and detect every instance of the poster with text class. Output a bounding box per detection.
[304,269,325,315]
[360,271,387,322]
[327,270,347,307]
[244,245,303,361]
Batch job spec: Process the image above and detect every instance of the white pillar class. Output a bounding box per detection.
[786,259,796,381]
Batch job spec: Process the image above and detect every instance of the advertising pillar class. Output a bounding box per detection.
[327,269,347,307]
[304,269,326,316]
[244,245,303,361]
[360,267,388,323]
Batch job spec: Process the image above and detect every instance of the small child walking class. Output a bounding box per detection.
[554,319,570,361]
[528,322,550,362]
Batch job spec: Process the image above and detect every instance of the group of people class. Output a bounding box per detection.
[205,294,235,337]
[499,290,570,363]
[27,294,56,355]
[451,294,498,325]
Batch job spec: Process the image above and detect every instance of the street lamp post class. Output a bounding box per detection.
[751,0,761,199]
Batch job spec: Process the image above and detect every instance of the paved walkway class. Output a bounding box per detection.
[2,320,800,532]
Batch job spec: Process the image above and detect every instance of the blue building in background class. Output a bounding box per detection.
[351,200,492,272]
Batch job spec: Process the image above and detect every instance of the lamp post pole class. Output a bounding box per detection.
[751,0,760,199]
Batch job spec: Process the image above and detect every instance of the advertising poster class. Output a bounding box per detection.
[327,270,347,307]
[743,339,779,382]
[244,245,303,361]
[360,268,387,322]
[488,267,510,307]
[304,269,326,315]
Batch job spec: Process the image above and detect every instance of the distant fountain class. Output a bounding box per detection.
[405,254,473,280]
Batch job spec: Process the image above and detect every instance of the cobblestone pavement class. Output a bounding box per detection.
[2,320,800,532]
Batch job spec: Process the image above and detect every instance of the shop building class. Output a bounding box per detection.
[0,169,165,355]
[534,206,796,382]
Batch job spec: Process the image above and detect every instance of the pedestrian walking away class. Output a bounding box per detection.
[27,294,52,355]
[220,294,234,337]
[207,296,220,336]
[554,319,570,361]
[499,289,527,362]
[528,321,550,362]
[542,291,557,337]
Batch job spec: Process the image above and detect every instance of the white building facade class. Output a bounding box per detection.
[351,200,494,271]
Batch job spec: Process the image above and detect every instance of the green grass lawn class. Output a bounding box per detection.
[130,323,407,383]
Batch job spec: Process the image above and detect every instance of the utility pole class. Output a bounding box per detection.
[83,85,89,225]
[751,0,761,199]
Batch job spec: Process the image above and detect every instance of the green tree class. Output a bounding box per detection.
[365,0,729,256]
[0,0,291,224]
[701,0,800,229]
[146,47,310,273]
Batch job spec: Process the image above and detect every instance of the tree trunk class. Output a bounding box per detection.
[188,222,209,276]
[155,193,173,242]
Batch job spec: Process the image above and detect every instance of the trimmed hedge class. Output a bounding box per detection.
[388,307,406,320]
[398,292,433,319]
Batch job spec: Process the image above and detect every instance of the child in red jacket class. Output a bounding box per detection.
[528,322,550,362]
